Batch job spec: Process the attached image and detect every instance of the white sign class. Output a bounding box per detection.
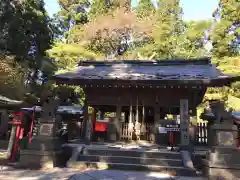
[159,127,167,134]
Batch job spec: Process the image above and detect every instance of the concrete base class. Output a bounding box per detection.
[18,150,61,169]
[203,147,240,179]
[203,160,240,180]
[181,150,194,169]
[202,123,240,179]
[19,136,62,169]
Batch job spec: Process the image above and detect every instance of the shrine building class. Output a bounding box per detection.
[53,57,240,146]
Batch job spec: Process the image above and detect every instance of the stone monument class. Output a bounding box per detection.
[19,96,61,169]
[202,100,240,180]
[180,99,190,150]
[179,99,194,170]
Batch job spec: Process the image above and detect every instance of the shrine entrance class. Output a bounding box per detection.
[92,106,155,142]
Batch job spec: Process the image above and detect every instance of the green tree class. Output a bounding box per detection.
[135,0,184,59]
[47,43,97,68]
[89,0,131,18]
[51,0,151,61]
[0,0,53,64]
[135,0,156,19]
[57,0,90,32]
[211,0,240,58]
[0,0,55,99]
[89,0,109,18]
[172,20,213,58]
[0,55,26,100]
[209,0,240,106]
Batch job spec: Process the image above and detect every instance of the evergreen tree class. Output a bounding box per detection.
[0,0,53,64]
[136,0,156,19]
[57,0,90,31]
[208,0,240,104]
[136,0,185,59]
[89,0,115,18]
[0,0,55,99]
[211,0,240,58]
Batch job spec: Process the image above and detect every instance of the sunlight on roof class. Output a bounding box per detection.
[147,172,172,179]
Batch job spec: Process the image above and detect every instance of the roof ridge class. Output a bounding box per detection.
[78,57,211,67]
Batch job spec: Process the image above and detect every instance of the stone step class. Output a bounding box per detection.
[78,155,183,167]
[62,144,198,177]
[83,148,182,159]
[68,161,197,177]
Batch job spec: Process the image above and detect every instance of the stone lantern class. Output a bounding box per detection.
[201,100,240,179]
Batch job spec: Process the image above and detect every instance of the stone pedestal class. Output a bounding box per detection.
[19,97,61,169]
[203,124,240,179]
[19,120,62,169]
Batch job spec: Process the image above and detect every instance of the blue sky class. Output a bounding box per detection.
[44,0,219,21]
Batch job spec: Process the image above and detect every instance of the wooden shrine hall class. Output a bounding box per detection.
[53,57,240,146]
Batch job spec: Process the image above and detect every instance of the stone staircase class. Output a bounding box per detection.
[65,143,198,177]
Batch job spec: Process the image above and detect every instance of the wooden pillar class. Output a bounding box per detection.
[100,110,104,120]
[124,111,128,122]
[180,99,190,149]
[154,105,159,123]
[83,99,91,143]
[116,105,121,140]
[136,98,139,123]
[150,105,159,142]
[154,94,160,123]
[116,105,121,122]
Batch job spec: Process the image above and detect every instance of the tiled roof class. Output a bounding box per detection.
[22,106,83,114]
[54,58,227,81]
[0,95,22,105]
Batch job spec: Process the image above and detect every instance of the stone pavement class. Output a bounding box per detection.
[0,168,78,180]
[69,170,206,180]
[0,168,207,180]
